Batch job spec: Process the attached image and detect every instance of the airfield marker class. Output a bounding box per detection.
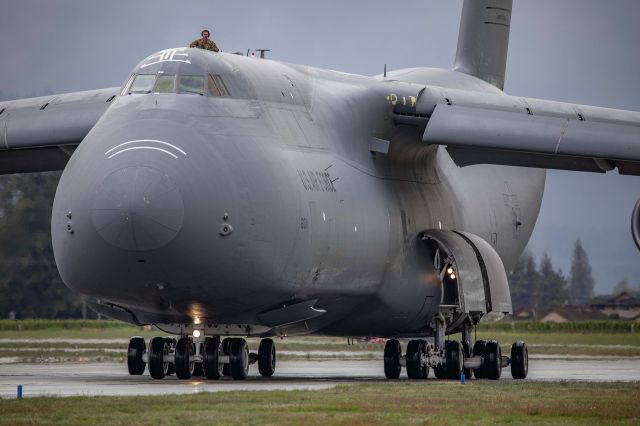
[17,385,22,398]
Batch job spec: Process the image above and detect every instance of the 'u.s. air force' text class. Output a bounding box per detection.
[297,170,337,192]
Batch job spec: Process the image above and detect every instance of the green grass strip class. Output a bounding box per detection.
[0,381,638,425]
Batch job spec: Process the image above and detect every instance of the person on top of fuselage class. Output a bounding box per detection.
[189,29,219,52]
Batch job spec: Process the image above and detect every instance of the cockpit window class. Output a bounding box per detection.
[129,74,156,94]
[123,72,231,97]
[154,75,176,93]
[208,74,231,97]
[177,75,205,95]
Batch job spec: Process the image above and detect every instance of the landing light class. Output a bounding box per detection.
[449,273,456,280]
[447,267,454,274]
[193,330,201,338]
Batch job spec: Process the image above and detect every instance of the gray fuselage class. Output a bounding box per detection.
[51,49,545,337]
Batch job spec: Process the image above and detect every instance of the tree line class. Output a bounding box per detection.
[0,172,90,318]
[509,239,597,310]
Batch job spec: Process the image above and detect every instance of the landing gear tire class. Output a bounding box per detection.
[484,340,502,380]
[462,340,473,379]
[127,337,146,375]
[221,338,232,377]
[472,340,487,379]
[433,341,448,380]
[193,361,205,377]
[175,337,195,380]
[510,341,528,379]
[433,365,446,379]
[445,340,464,380]
[383,339,402,379]
[165,338,176,376]
[149,336,170,379]
[406,339,427,379]
[203,337,223,380]
[229,338,250,380]
[258,338,276,377]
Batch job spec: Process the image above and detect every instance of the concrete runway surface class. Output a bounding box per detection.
[1,358,639,398]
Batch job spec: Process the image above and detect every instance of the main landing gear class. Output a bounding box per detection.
[383,338,528,380]
[127,336,277,380]
[383,317,528,381]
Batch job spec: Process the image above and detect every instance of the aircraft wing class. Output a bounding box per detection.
[421,102,640,176]
[0,88,119,174]
[423,105,640,175]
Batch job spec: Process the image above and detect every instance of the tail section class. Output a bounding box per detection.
[454,0,513,90]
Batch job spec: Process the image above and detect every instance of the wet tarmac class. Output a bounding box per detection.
[1,357,640,398]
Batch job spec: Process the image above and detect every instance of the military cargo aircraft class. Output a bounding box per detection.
[1,0,639,381]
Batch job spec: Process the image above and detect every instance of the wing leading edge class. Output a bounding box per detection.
[0,88,118,175]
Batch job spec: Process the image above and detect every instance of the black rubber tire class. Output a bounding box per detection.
[462,340,473,380]
[258,338,276,377]
[127,337,146,375]
[484,340,502,380]
[510,341,528,379]
[222,338,232,377]
[149,336,169,379]
[472,340,487,379]
[229,338,249,380]
[406,339,425,379]
[383,339,402,379]
[193,361,205,377]
[203,337,223,380]
[445,340,464,380]
[419,340,429,379]
[175,337,195,380]
[433,340,448,380]
[165,338,176,376]
[433,365,447,379]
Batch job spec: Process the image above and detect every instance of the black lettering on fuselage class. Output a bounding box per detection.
[297,169,337,192]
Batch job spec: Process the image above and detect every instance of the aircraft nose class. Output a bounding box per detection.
[91,165,184,251]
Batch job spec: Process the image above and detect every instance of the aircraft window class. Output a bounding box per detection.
[208,74,231,97]
[129,74,156,94]
[177,75,205,95]
[154,75,176,93]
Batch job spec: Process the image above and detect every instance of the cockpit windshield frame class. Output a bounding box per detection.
[122,72,231,98]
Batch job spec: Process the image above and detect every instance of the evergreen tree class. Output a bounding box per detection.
[0,172,84,318]
[537,252,568,307]
[509,250,540,309]
[568,239,595,305]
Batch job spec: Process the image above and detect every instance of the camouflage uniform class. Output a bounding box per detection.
[189,37,219,52]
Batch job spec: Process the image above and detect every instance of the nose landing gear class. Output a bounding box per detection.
[126,335,277,380]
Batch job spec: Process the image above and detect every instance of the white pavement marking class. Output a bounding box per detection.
[1,358,640,398]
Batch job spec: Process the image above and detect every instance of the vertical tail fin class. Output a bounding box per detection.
[454,0,513,90]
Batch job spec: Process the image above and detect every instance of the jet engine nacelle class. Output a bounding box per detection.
[421,230,512,320]
[633,199,640,251]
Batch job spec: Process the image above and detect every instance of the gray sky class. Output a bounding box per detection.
[1,0,639,294]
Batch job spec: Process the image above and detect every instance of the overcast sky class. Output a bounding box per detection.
[1,0,639,294]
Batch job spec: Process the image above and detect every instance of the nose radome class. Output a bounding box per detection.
[91,166,184,251]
